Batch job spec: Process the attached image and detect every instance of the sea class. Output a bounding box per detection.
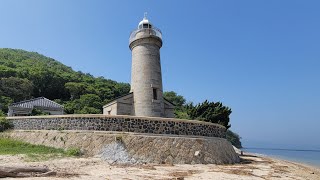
[243,148,320,167]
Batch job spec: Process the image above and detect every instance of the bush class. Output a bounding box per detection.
[226,130,242,148]
[0,111,12,132]
[187,100,232,129]
[66,148,82,156]
[30,108,49,116]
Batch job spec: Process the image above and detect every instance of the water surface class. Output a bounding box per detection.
[243,147,320,167]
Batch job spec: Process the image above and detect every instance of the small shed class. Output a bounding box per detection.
[8,97,64,116]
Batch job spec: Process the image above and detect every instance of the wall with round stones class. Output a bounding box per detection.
[7,115,226,138]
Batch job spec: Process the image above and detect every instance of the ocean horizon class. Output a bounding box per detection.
[243,147,320,167]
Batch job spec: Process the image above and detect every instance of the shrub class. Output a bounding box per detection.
[66,148,82,156]
[226,130,242,148]
[30,108,49,116]
[0,111,12,132]
[187,100,232,129]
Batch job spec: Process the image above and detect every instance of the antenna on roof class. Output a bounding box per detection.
[144,12,148,20]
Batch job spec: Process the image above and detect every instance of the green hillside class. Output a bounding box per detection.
[0,48,130,114]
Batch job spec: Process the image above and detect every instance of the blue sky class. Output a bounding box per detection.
[0,0,319,149]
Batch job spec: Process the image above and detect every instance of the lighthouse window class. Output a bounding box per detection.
[143,24,149,28]
[153,88,158,100]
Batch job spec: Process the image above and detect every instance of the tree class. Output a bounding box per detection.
[0,65,17,77]
[226,130,242,148]
[0,110,12,132]
[0,77,33,102]
[64,94,102,114]
[163,91,191,119]
[78,94,102,110]
[188,100,231,129]
[163,91,186,107]
[0,96,13,113]
[65,82,86,100]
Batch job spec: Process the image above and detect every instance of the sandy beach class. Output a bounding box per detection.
[0,153,319,180]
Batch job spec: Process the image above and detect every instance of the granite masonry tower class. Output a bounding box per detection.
[129,14,164,117]
[103,14,174,117]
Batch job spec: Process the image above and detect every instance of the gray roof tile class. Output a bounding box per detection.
[10,97,63,109]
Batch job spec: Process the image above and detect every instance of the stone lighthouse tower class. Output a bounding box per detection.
[103,14,174,118]
[129,14,164,117]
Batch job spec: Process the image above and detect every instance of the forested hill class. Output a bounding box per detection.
[0,48,130,114]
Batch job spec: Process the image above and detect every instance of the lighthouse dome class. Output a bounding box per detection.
[138,14,153,29]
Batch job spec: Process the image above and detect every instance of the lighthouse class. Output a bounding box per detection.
[103,14,174,118]
[129,14,164,117]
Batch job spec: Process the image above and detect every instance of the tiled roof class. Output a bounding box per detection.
[10,97,64,109]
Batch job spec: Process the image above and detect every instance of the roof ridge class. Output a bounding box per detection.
[10,97,63,108]
[10,97,45,105]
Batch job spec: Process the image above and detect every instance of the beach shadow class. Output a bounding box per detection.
[239,157,255,164]
[241,154,258,158]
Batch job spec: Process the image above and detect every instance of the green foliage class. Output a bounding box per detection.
[0,110,12,132]
[226,130,242,148]
[66,148,82,156]
[188,100,231,129]
[64,94,102,114]
[0,77,33,102]
[163,91,186,107]
[0,137,65,155]
[174,109,191,119]
[65,82,86,100]
[0,96,13,113]
[0,48,130,113]
[163,91,191,119]
[0,137,82,161]
[30,108,50,116]
[163,92,232,129]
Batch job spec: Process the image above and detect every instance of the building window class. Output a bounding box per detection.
[153,88,157,100]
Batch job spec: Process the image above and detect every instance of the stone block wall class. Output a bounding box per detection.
[7,115,226,138]
[1,130,240,164]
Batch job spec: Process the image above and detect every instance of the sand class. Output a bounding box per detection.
[0,153,319,180]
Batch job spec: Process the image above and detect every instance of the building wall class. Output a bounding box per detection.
[164,107,174,118]
[164,100,175,118]
[117,94,133,115]
[103,102,117,115]
[8,115,226,138]
[103,94,174,118]
[117,102,132,115]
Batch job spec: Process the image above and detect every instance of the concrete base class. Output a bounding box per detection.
[1,130,240,164]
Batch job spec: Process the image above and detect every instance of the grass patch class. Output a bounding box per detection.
[0,137,81,161]
[66,148,82,156]
[0,138,64,155]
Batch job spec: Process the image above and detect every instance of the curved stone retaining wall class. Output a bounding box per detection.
[1,130,239,164]
[8,115,226,138]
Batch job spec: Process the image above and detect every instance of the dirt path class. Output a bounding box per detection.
[0,154,319,180]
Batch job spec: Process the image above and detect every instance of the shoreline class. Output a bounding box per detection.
[243,152,320,172]
[0,153,319,179]
[243,150,320,168]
